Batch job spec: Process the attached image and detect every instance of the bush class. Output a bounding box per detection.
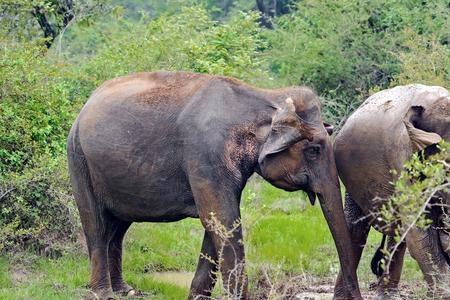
[265,0,450,124]
[0,38,81,253]
[0,156,79,254]
[80,7,269,86]
[0,39,74,174]
[391,29,450,87]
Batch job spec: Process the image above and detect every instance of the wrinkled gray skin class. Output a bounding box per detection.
[67,71,362,300]
[333,84,450,299]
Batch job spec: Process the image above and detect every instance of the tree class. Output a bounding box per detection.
[0,0,108,48]
[255,0,295,28]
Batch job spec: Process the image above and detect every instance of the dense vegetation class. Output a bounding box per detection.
[0,0,449,297]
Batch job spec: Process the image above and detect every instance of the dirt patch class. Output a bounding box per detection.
[10,264,29,285]
[251,272,426,300]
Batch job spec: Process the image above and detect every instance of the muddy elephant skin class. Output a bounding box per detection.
[67,71,362,299]
[333,84,450,299]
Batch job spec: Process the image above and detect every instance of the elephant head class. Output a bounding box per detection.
[257,92,361,299]
[258,96,335,203]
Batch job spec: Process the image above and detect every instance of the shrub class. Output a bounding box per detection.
[0,39,80,252]
[80,7,270,86]
[265,0,450,123]
[0,155,79,254]
[391,29,450,87]
[0,39,74,174]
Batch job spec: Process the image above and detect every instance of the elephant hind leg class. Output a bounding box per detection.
[68,147,114,299]
[375,236,406,300]
[406,226,450,298]
[108,221,134,296]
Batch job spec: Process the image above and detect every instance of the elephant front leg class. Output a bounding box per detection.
[189,172,247,299]
[334,194,370,299]
[189,231,219,299]
[406,226,450,298]
[199,210,247,299]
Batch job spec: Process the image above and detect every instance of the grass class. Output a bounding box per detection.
[0,176,422,299]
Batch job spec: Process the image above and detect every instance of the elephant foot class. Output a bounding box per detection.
[112,281,146,297]
[332,289,363,300]
[427,285,450,300]
[374,288,401,300]
[333,295,363,300]
[91,288,116,300]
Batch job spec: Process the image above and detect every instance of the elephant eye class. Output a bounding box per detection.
[305,145,321,160]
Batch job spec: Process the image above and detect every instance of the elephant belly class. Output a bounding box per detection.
[82,131,199,222]
[91,166,198,222]
[106,186,198,222]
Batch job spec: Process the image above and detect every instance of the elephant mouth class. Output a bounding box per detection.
[292,173,317,205]
[305,187,317,205]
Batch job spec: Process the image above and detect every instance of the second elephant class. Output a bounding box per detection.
[333,84,450,299]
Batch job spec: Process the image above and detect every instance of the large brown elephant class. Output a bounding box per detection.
[333,84,450,299]
[67,71,362,299]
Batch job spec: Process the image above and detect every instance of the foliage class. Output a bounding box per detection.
[0,155,79,254]
[81,7,269,86]
[110,0,255,20]
[265,0,450,124]
[391,29,450,87]
[0,38,81,252]
[0,0,109,47]
[380,142,450,245]
[0,39,74,174]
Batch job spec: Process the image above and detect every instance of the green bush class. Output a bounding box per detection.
[0,156,79,254]
[0,39,74,174]
[265,0,450,123]
[80,7,269,86]
[0,38,81,252]
[391,29,450,87]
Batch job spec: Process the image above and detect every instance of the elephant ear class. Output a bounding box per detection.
[403,105,442,152]
[258,98,314,165]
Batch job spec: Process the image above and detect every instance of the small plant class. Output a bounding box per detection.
[201,213,247,299]
[382,142,449,235]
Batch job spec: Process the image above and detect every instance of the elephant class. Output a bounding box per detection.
[333,84,450,299]
[67,71,362,299]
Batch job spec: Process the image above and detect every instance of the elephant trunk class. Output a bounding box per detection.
[315,149,362,299]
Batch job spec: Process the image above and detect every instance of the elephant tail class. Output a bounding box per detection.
[370,234,386,277]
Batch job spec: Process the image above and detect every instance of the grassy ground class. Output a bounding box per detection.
[0,177,423,299]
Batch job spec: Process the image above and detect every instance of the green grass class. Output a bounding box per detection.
[0,177,422,299]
